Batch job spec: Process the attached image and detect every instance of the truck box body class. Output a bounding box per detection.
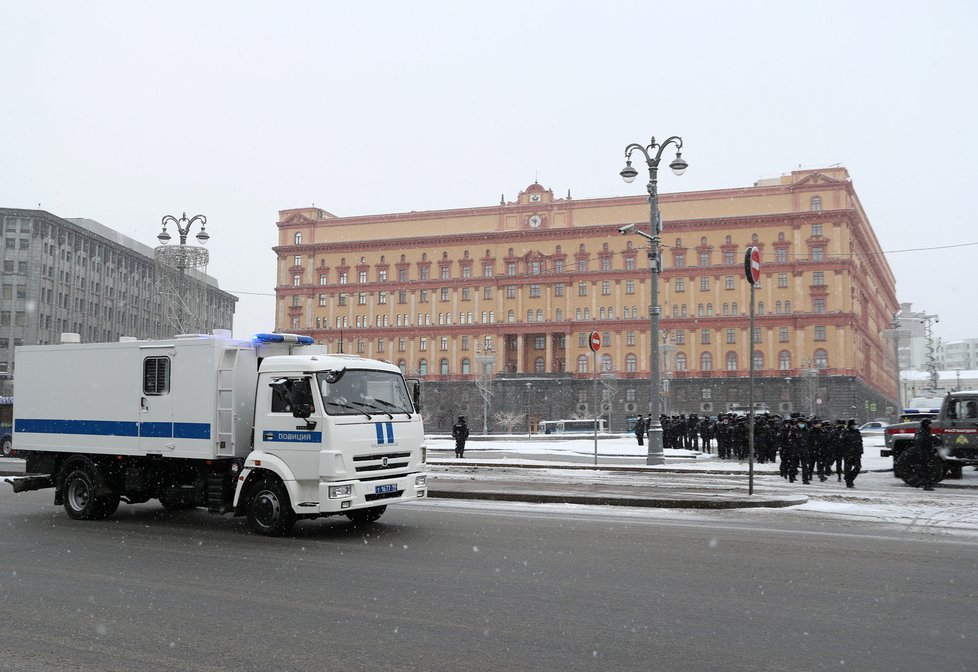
[9,332,427,534]
[14,336,258,461]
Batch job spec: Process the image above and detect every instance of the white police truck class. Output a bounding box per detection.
[5,331,427,535]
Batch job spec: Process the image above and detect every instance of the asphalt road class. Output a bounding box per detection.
[1,488,976,672]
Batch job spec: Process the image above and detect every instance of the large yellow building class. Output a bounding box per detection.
[274,167,898,430]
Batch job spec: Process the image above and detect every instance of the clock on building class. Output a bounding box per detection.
[529,193,542,202]
[528,214,542,228]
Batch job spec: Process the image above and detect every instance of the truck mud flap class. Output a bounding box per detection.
[4,475,55,493]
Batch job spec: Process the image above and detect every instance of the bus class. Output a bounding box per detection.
[538,419,607,434]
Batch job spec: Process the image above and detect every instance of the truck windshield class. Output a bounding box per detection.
[318,369,414,417]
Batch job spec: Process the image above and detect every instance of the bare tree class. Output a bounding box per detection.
[493,410,526,434]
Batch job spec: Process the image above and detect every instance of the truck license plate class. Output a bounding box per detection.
[375,484,397,494]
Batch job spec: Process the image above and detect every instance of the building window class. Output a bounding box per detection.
[420,337,427,351]
[813,298,826,314]
[530,284,541,298]
[699,252,709,267]
[723,250,735,265]
[701,330,711,345]
[812,223,823,237]
[675,278,685,292]
[461,358,471,374]
[626,354,637,372]
[676,330,685,345]
[675,254,685,268]
[483,286,492,300]
[418,359,428,375]
[577,355,589,373]
[294,233,302,245]
[440,337,449,351]
[507,285,517,299]
[814,348,829,369]
[776,248,788,263]
[420,267,430,281]
[811,247,825,262]
[752,327,761,343]
[625,257,635,271]
[483,264,493,277]
[779,327,789,342]
[440,288,449,302]
[625,280,635,294]
[578,282,588,297]
[724,275,734,290]
[338,272,348,284]
[753,350,764,370]
[779,351,791,370]
[700,352,712,371]
[726,352,738,371]
[626,331,636,346]
[810,196,822,212]
[441,267,450,280]
[726,329,736,344]
[507,262,517,276]
[700,277,709,291]
[676,353,687,371]
[601,281,611,296]
[778,273,788,288]
[319,273,328,286]
[358,293,367,305]
[292,275,301,287]
[813,271,825,286]
[359,270,368,283]
[814,325,827,341]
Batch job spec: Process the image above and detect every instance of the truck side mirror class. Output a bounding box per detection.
[408,379,421,413]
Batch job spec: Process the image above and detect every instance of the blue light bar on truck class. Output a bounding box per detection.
[253,333,315,345]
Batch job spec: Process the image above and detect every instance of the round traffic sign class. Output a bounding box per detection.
[744,246,761,285]
[588,331,601,352]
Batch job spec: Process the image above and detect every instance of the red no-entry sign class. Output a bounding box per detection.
[745,246,761,285]
[588,331,601,352]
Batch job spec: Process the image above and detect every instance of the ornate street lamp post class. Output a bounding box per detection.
[619,136,687,465]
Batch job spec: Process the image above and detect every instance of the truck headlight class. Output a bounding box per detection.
[328,484,353,499]
[415,475,426,487]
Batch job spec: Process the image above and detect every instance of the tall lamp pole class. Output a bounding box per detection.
[619,136,687,465]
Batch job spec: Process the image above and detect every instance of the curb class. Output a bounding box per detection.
[426,485,808,509]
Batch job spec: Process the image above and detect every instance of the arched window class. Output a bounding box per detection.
[726,352,738,371]
[626,353,637,372]
[397,359,406,374]
[814,348,829,369]
[439,358,449,375]
[700,352,713,371]
[779,350,791,370]
[753,350,764,370]
[706,303,714,316]
[600,308,606,320]
[601,354,613,372]
[576,308,582,320]
[527,309,534,322]
[508,310,515,323]
[294,232,302,245]
[534,357,545,373]
[461,358,471,375]
[577,355,589,373]
[676,353,687,371]
[757,301,764,315]
[697,303,704,317]
[418,359,428,375]
[555,308,563,321]
[583,308,590,320]
[536,309,544,321]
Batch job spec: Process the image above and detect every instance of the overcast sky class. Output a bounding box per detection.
[2,1,975,344]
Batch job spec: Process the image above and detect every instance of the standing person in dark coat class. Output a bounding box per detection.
[452,415,469,458]
[841,419,863,488]
[810,419,831,482]
[716,415,731,459]
[634,415,645,446]
[911,418,942,491]
[831,419,846,481]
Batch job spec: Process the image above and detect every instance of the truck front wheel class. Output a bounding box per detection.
[346,505,387,525]
[246,477,296,536]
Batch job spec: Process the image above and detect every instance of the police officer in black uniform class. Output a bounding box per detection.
[452,415,469,458]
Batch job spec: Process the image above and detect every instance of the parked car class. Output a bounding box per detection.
[858,420,890,435]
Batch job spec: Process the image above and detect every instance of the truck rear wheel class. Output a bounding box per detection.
[1,436,11,456]
[62,468,120,520]
[246,477,296,536]
[346,505,387,525]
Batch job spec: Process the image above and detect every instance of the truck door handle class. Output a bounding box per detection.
[141,397,148,412]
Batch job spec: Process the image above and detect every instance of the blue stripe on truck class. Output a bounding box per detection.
[15,418,210,440]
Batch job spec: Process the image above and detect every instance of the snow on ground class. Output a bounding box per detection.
[425,433,978,537]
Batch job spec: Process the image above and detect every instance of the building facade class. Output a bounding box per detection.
[274,167,899,431]
[0,208,237,384]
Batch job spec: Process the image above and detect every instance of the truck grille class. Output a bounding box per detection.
[353,451,411,473]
